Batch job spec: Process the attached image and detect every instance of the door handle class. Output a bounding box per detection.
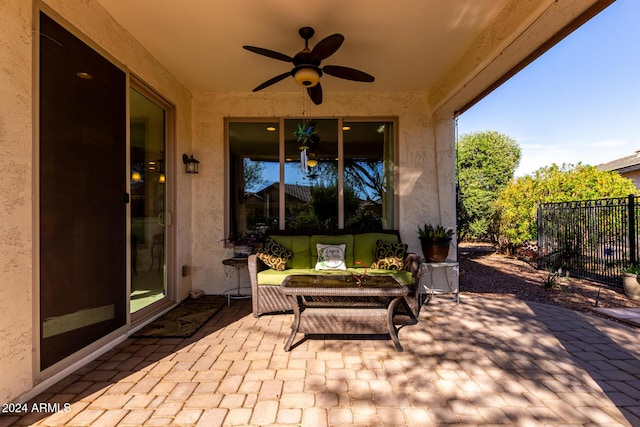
[158,211,172,227]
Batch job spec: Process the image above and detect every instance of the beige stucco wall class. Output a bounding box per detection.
[0,0,194,403]
[190,91,456,294]
[620,170,640,190]
[0,0,35,405]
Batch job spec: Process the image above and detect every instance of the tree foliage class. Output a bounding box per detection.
[456,130,521,241]
[495,163,638,251]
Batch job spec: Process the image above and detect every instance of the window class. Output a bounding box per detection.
[227,119,395,236]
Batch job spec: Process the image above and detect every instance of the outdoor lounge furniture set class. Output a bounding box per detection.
[247,229,423,350]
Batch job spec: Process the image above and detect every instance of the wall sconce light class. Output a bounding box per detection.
[182,153,200,174]
[131,171,142,182]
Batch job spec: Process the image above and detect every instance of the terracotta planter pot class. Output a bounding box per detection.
[420,237,452,262]
[622,272,640,300]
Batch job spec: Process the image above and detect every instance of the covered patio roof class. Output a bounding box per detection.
[95,0,614,115]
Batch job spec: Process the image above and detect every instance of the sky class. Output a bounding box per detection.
[457,0,640,177]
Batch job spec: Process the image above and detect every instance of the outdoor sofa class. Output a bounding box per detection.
[248,229,422,318]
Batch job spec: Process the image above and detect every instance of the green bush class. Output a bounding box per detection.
[495,163,638,252]
[456,131,521,241]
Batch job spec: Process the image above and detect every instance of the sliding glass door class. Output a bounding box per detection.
[130,86,170,313]
[39,12,127,370]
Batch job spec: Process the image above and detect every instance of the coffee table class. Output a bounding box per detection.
[279,274,416,351]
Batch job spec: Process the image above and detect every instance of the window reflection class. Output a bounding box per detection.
[344,121,394,229]
[228,119,395,235]
[229,123,279,237]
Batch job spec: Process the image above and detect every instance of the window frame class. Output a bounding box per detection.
[224,117,398,237]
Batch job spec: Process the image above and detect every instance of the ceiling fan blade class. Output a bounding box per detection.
[311,34,344,60]
[307,83,323,105]
[243,45,293,62]
[323,65,375,82]
[252,72,291,92]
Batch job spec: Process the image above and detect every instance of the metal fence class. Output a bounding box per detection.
[537,195,640,288]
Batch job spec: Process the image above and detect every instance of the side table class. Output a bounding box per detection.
[420,260,460,305]
[222,257,251,307]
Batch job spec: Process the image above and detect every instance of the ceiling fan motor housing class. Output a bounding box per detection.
[243,26,373,104]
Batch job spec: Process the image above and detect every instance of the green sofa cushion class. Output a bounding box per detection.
[257,268,412,286]
[270,235,310,269]
[353,233,399,266]
[310,234,354,267]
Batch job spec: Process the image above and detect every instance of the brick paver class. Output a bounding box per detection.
[3,296,640,426]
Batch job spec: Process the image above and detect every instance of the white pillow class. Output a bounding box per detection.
[315,243,347,270]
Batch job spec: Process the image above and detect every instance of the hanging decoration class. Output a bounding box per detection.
[294,88,321,175]
[294,119,316,150]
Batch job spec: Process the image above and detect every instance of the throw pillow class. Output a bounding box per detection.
[315,243,347,270]
[370,240,407,270]
[256,237,292,271]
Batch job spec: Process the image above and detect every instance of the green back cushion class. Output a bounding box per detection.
[310,235,354,267]
[353,233,399,266]
[269,235,310,269]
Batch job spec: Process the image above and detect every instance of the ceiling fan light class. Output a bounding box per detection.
[294,67,320,87]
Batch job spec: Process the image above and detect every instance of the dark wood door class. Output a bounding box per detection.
[39,13,127,370]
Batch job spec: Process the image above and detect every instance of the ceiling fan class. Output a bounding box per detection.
[243,26,375,105]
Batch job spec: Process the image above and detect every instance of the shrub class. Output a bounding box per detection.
[495,163,637,252]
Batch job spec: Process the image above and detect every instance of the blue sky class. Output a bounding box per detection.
[457,0,640,177]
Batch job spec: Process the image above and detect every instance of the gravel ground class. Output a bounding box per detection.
[459,242,640,324]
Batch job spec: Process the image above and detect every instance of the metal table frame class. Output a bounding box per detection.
[222,257,252,307]
[420,260,460,305]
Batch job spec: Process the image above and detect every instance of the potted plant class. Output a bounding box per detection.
[418,223,454,262]
[621,265,640,300]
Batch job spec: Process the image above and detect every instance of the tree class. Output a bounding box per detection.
[243,159,266,191]
[456,130,521,241]
[309,184,360,228]
[494,163,638,251]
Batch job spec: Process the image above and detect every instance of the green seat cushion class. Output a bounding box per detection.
[269,235,310,269]
[310,235,354,267]
[257,267,412,286]
[353,233,399,266]
[366,269,413,286]
[257,268,314,285]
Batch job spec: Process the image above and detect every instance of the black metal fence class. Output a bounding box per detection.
[537,195,640,288]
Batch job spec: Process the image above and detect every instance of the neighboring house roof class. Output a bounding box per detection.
[284,184,312,203]
[596,150,640,174]
[248,182,312,203]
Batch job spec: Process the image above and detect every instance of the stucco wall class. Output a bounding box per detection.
[0,0,193,403]
[620,170,640,190]
[190,91,456,294]
[0,0,35,404]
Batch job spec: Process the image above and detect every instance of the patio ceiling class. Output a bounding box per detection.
[95,0,613,115]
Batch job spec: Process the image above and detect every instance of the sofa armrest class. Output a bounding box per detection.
[404,252,422,285]
[248,254,267,317]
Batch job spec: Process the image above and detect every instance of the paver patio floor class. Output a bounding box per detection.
[2,295,640,426]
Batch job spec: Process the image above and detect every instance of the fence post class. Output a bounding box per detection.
[629,194,636,266]
[537,204,542,267]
